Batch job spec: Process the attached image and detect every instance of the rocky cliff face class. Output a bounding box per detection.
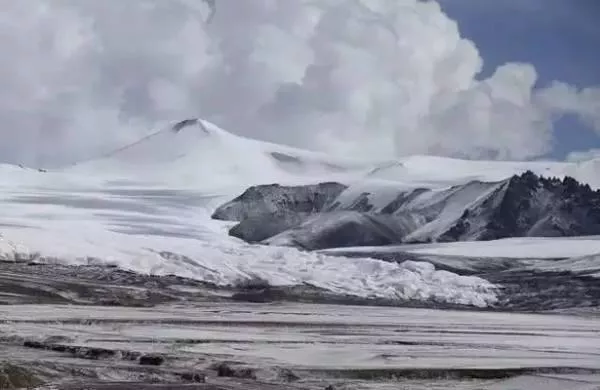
[212,172,600,250]
[211,182,347,244]
[264,211,405,250]
[212,182,346,221]
[440,171,600,241]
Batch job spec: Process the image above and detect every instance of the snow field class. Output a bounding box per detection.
[1,119,600,306]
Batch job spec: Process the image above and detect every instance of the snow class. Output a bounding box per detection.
[0,201,498,307]
[525,254,600,277]
[401,237,600,259]
[1,118,600,307]
[65,119,366,191]
[368,155,600,189]
[324,237,600,260]
[2,302,595,390]
[401,180,507,242]
[3,303,600,382]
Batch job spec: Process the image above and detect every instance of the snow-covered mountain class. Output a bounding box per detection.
[65,118,600,191]
[1,118,599,309]
[65,118,367,192]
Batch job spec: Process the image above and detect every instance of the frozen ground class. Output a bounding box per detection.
[1,302,599,390]
[1,119,600,308]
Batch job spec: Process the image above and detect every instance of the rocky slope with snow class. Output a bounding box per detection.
[214,170,600,250]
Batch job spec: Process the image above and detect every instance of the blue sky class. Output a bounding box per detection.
[439,0,600,160]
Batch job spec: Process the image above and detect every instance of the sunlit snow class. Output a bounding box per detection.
[2,119,600,307]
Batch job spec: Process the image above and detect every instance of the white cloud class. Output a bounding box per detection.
[0,0,598,167]
[566,148,600,162]
[536,81,600,133]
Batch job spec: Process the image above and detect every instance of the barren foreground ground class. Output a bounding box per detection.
[1,269,599,390]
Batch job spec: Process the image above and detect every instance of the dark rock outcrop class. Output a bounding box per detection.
[212,182,347,243]
[439,171,600,241]
[211,182,347,222]
[139,355,165,366]
[212,172,600,250]
[23,340,142,361]
[264,211,404,250]
[228,210,309,243]
[212,362,257,380]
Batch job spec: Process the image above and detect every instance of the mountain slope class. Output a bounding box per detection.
[64,118,366,190]
[2,118,600,308]
[441,171,600,241]
[214,171,600,250]
[61,118,600,192]
[0,119,503,308]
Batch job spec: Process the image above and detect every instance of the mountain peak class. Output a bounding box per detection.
[445,171,600,241]
[171,118,210,134]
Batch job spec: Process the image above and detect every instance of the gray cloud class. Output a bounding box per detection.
[0,0,599,167]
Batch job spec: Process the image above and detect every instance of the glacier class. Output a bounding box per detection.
[2,118,600,308]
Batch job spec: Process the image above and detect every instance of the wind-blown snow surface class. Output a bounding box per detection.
[2,119,600,307]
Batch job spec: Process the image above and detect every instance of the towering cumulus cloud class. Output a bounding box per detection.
[0,0,598,166]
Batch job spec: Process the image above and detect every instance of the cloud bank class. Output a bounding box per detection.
[1,0,599,167]
[566,148,600,163]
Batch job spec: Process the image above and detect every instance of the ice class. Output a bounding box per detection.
[525,254,600,277]
[325,237,600,261]
[0,222,498,307]
[402,237,600,259]
[2,118,600,307]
